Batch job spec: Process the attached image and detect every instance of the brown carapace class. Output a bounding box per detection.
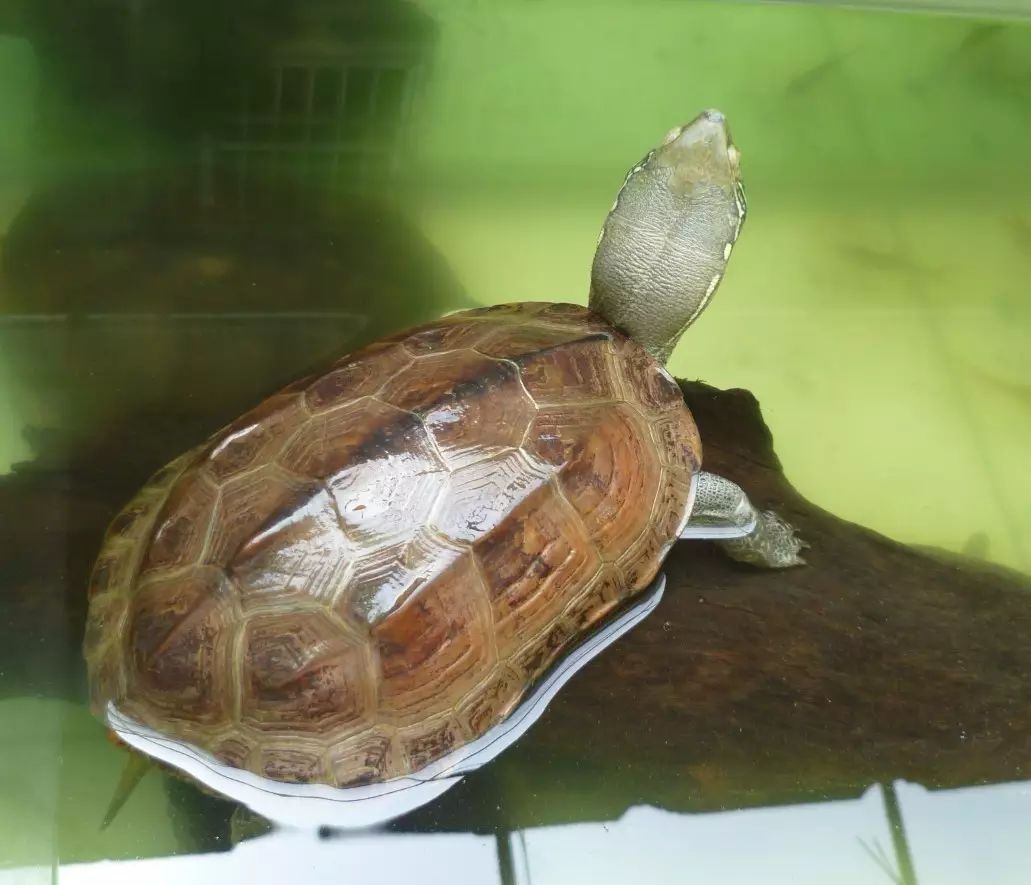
[84,302,701,789]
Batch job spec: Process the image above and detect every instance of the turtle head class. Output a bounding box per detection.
[589,109,746,364]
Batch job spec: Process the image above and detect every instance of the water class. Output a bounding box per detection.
[2,1,1031,882]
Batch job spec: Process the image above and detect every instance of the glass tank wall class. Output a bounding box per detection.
[1,1,1030,882]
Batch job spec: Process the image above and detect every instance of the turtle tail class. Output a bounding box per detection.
[100,750,154,830]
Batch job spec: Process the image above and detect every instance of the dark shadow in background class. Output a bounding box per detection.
[0,0,468,444]
[2,0,462,316]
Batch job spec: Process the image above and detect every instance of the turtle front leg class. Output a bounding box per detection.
[681,472,806,568]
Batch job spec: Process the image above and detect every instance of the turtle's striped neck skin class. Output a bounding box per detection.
[589,109,747,365]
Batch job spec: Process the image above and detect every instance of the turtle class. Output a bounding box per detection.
[83,109,804,830]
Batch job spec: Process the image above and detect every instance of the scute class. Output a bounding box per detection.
[527,403,663,557]
[338,527,465,626]
[230,486,353,608]
[455,665,523,738]
[303,343,413,413]
[476,322,596,359]
[85,302,701,789]
[327,729,396,786]
[434,448,553,544]
[399,717,467,772]
[516,337,620,405]
[373,556,495,725]
[140,467,218,575]
[241,610,369,736]
[280,397,428,479]
[400,321,492,356]
[260,744,325,784]
[378,348,510,413]
[203,393,308,482]
[617,346,686,412]
[652,409,703,472]
[126,568,235,726]
[208,467,324,564]
[421,362,537,470]
[474,482,601,658]
[328,441,448,552]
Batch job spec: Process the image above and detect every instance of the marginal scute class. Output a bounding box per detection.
[213,735,255,770]
[455,666,523,738]
[535,303,612,334]
[400,717,466,771]
[561,568,622,636]
[462,302,545,319]
[328,730,397,787]
[106,493,160,543]
[82,591,127,660]
[143,449,196,490]
[651,410,703,474]
[241,610,369,735]
[421,358,537,470]
[616,524,672,592]
[260,744,324,784]
[618,345,685,413]
[88,650,126,715]
[656,470,696,540]
[536,302,592,320]
[89,549,135,600]
[509,615,577,688]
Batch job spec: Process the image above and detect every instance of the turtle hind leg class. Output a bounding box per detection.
[681,472,806,569]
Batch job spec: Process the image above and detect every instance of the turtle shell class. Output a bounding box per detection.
[84,302,701,787]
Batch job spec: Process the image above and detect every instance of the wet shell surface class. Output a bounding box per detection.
[84,302,701,789]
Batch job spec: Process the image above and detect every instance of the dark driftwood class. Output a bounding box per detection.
[391,380,1031,833]
[2,381,1030,844]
